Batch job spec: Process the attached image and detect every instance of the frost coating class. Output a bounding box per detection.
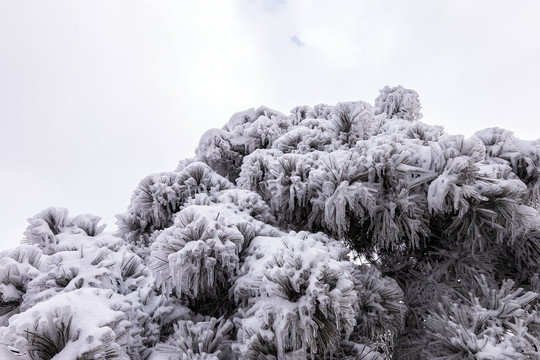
[117,162,234,255]
[150,205,246,302]
[3,86,540,359]
[374,85,422,122]
[153,317,233,360]
[235,233,357,359]
[1,288,144,359]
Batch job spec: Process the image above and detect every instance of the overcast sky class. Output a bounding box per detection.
[1,0,540,250]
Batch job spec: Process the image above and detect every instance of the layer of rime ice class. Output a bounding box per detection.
[1,85,540,359]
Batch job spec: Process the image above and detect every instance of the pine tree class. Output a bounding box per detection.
[1,86,539,359]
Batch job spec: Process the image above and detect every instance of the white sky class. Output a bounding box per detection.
[1,0,540,250]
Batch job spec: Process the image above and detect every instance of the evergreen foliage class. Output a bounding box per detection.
[1,86,539,359]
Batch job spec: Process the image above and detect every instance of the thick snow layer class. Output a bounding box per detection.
[1,288,133,359]
[234,233,356,358]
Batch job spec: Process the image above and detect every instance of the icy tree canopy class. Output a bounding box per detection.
[1,85,539,360]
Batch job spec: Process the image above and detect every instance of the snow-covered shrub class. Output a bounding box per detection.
[153,317,233,360]
[3,216,163,355]
[196,107,290,183]
[21,244,153,311]
[428,134,487,172]
[117,162,234,252]
[149,204,255,316]
[428,158,532,252]
[405,121,445,144]
[24,207,69,255]
[1,288,146,359]
[509,222,540,282]
[214,189,276,224]
[418,278,539,359]
[273,126,332,154]
[267,153,318,229]
[308,151,373,237]
[330,101,375,146]
[243,114,291,153]
[374,85,422,122]
[474,127,517,162]
[351,265,406,357]
[476,127,540,208]
[237,148,283,202]
[71,213,106,236]
[234,233,357,359]
[224,107,285,134]
[0,246,42,325]
[306,103,335,120]
[196,128,245,182]
[24,207,117,255]
[289,105,310,125]
[183,189,277,226]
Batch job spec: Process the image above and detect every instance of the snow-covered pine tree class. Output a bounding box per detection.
[1,86,539,359]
